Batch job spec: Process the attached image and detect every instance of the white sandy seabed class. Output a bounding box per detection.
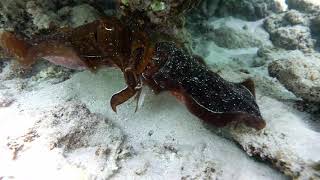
[0,17,319,180]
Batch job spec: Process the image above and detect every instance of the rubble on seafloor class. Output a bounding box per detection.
[0,0,320,179]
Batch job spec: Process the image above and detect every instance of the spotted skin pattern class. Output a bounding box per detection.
[146,42,266,130]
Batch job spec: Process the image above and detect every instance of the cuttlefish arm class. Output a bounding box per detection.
[110,87,137,113]
[149,42,266,130]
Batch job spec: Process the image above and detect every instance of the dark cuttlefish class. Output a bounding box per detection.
[143,42,266,130]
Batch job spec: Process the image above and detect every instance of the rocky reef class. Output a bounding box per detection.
[0,0,320,179]
[197,0,283,20]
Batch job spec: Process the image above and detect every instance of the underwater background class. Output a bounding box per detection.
[0,0,319,179]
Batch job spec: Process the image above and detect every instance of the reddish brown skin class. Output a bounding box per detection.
[0,15,266,130]
[0,16,154,113]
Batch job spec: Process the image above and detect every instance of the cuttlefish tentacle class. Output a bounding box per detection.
[116,40,152,112]
[133,88,142,112]
[110,86,137,113]
[136,45,154,74]
[130,31,155,74]
[110,70,140,112]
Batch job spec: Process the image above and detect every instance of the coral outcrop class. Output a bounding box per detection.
[0,0,111,35]
[268,54,320,102]
[263,10,315,52]
[3,102,127,179]
[120,0,200,24]
[197,0,282,20]
[286,0,320,13]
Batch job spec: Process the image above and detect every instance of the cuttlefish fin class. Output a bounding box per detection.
[192,55,207,67]
[174,88,239,128]
[175,87,265,130]
[240,78,256,98]
[110,87,136,113]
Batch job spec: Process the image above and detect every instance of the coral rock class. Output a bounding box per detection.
[268,55,320,102]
